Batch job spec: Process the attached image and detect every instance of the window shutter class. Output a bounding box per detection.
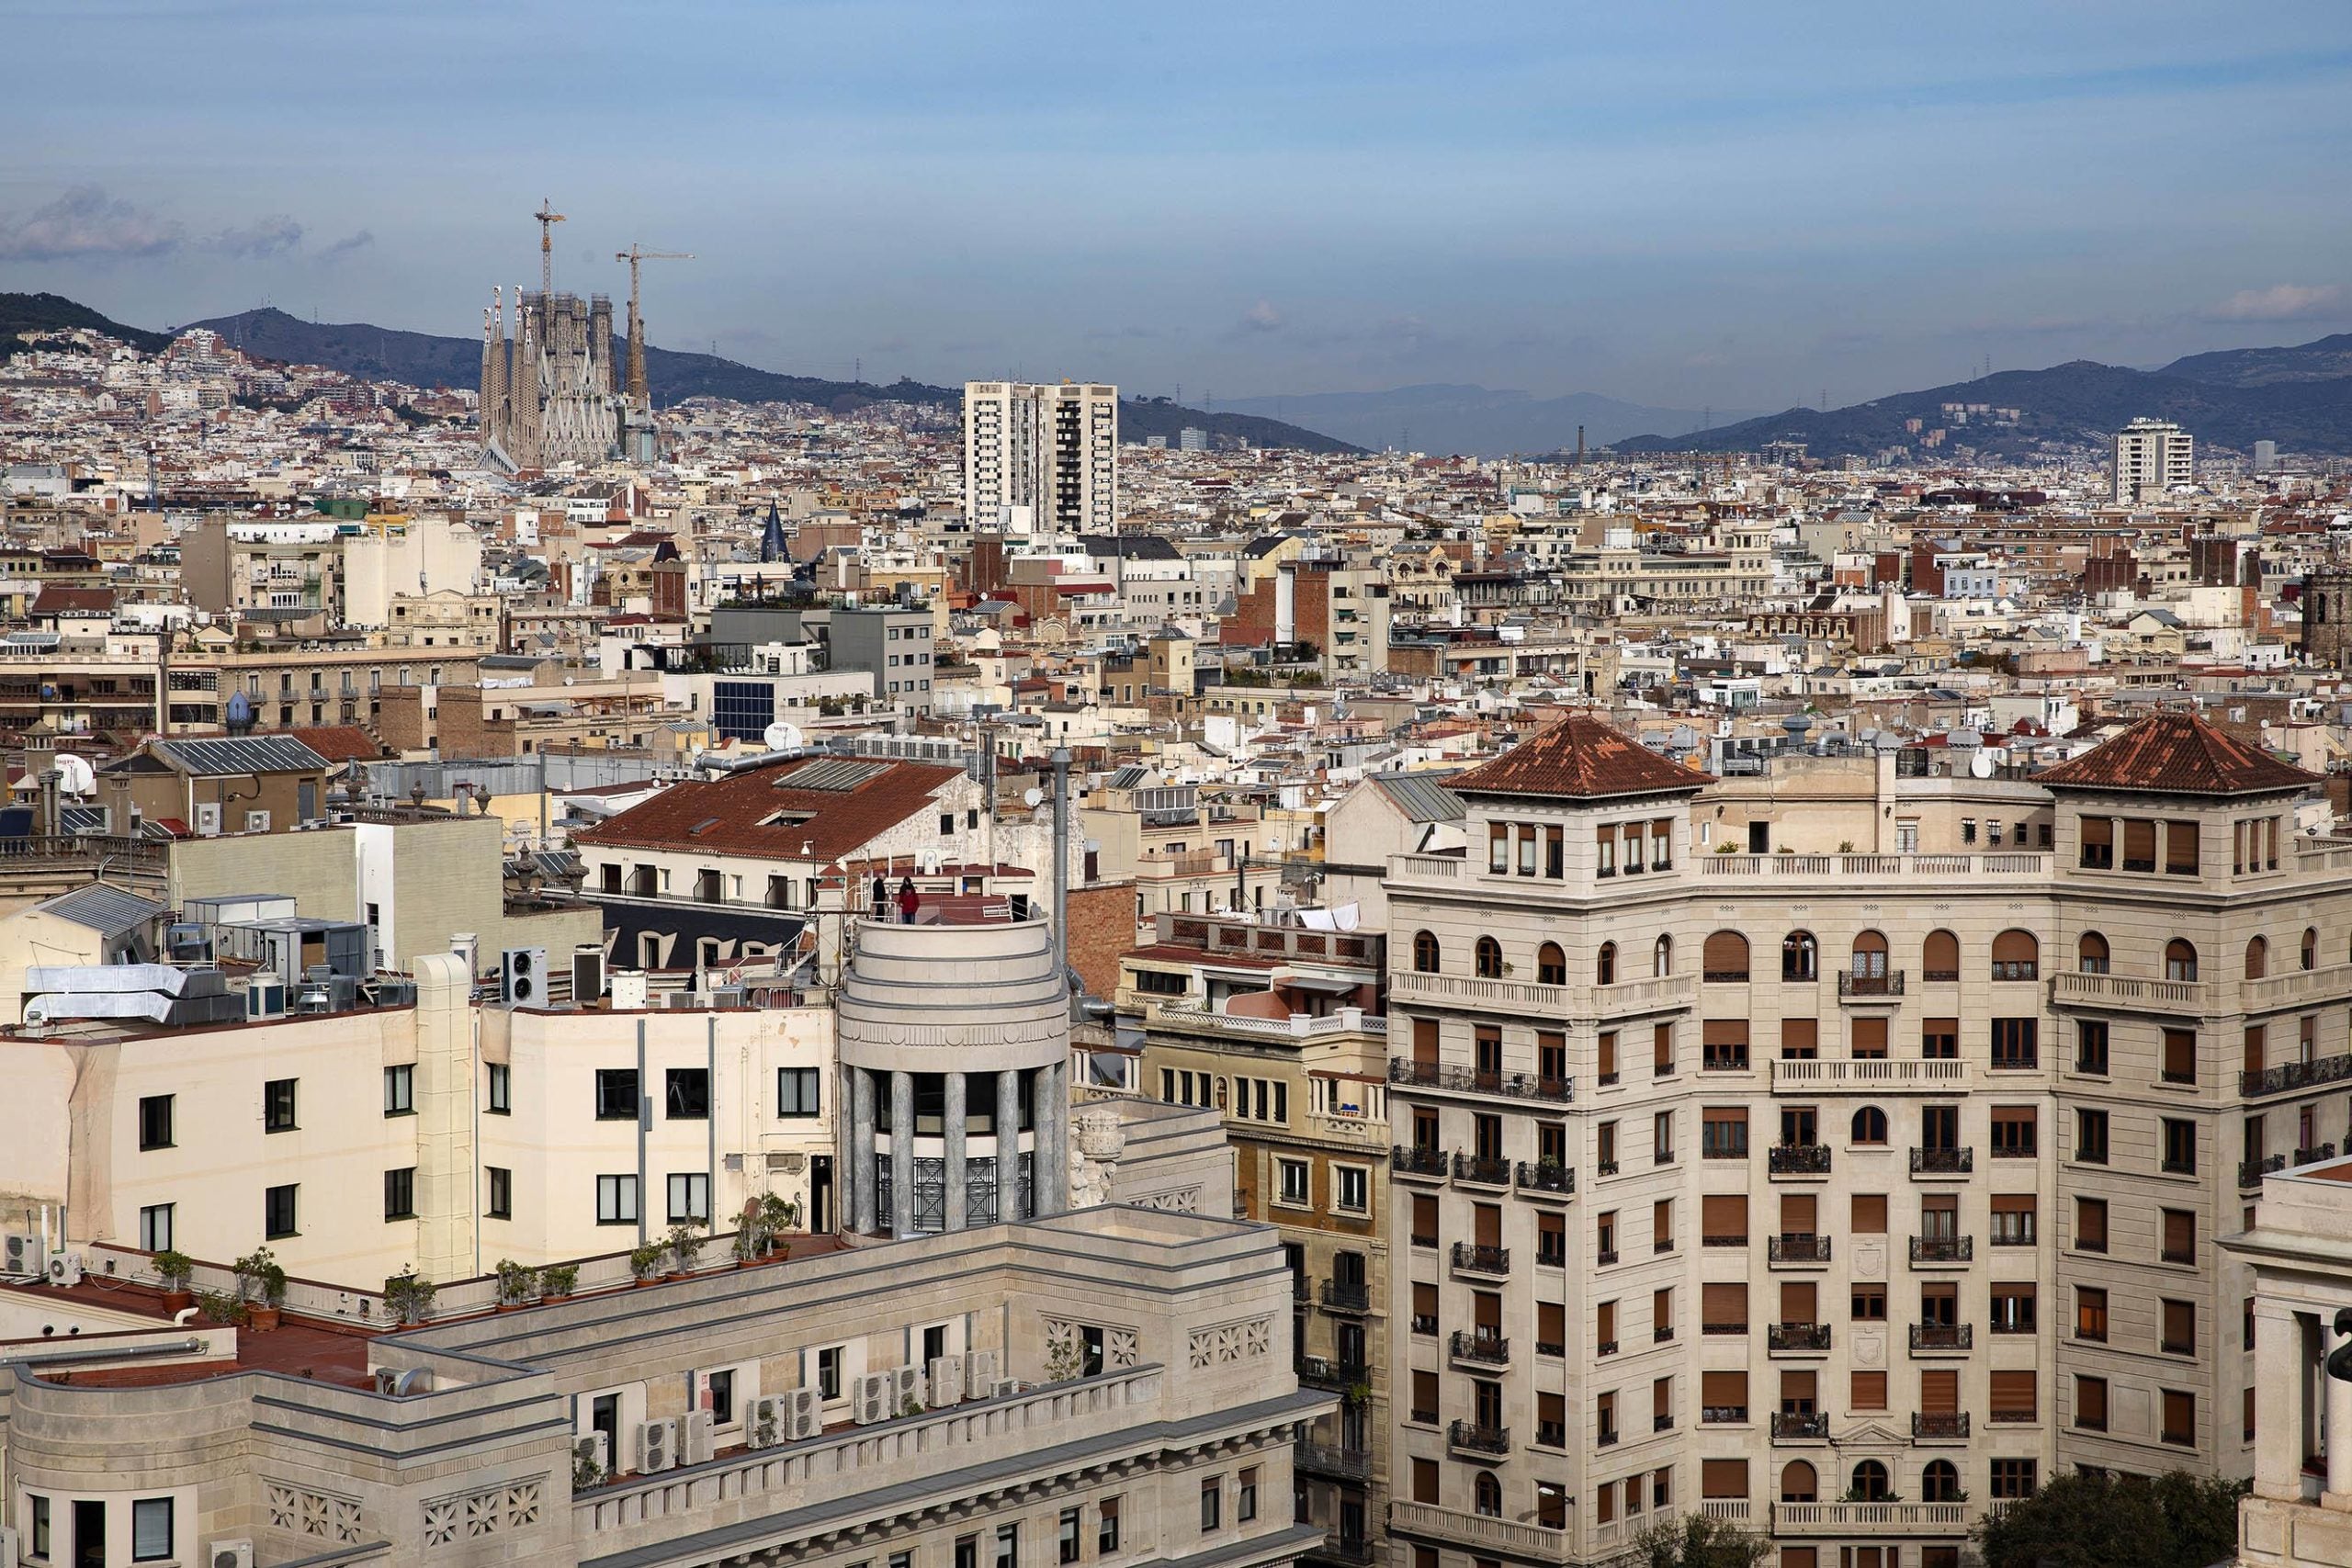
[1539,1300,1565,1345]
[1991,1194,2036,1216]
[1990,1370,2037,1417]
[1851,1194,1888,1233]
[1700,1370,1747,1405]
[2165,820,2198,871]
[2077,1376,2108,1427]
[1702,931,1749,977]
[1701,1460,1748,1498]
[2124,818,2156,866]
[1920,1370,1960,1412]
[1991,929,2037,965]
[1414,1281,1437,1320]
[1850,1017,1888,1056]
[1598,1032,1617,1077]
[1850,1371,1887,1409]
[1702,1020,1749,1047]
[1781,1193,1817,1232]
[1781,1018,1818,1055]
[2164,1299,2195,1349]
[2163,1209,2194,1258]
[2081,817,2112,850]
[1702,1282,1747,1328]
[1780,1281,1817,1322]
[1702,1194,1747,1237]
[1596,1300,1615,1343]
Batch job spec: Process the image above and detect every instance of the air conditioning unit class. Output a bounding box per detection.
[769,1152,807,1174]
[682,1407,717,1465]
[573,1431,609,1478]
[208,1542,254,1568]
[852,1371,894,1426]
[501,947,547,1006]
[609,969,649,1010]
[965,1349,1001,1400]
[927,1355,965,1408]
[743,1394,789,1449]
[194,802,221,838]
[785,1385,821,1439]
[247,975,286,1020]
[571,944,605,1004]
[1,1233,40,1276]
[45,1250,83,1289]
[890,1364,925,1413]
[636,1417,679,1473]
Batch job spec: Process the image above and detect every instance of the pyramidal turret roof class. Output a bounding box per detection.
[2034,712,2321,797]
[1450,712,1712,801]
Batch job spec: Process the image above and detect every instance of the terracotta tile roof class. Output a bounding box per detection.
[287,726,384,762]
[29,584,115,615]
[574,754,962,863]
[1448,712,1713,801]
[2034,713,2322,797]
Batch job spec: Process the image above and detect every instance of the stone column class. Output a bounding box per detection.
[998,1069,1023,1221]
[890,1070,914,1237]
[851,1068,876,1235]
[944,1071,968,1232]
[2330,1330,2352,1507]
[1034,1060,1067,1216]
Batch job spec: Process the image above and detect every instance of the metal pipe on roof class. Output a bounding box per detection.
[1050,747,1070,995]
[4,1337,205,1371]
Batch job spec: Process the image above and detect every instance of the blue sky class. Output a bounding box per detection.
[5,0,2348,410]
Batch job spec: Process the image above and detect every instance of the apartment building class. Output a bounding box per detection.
[1084,773,1285,923]
[0,1164,1321,1568]
[1381,711,2352,1568]
[2227,1151,2352,1568]
[965,381,1120,535]
[1122,912,1394,1568]
[2114,418,2196,505]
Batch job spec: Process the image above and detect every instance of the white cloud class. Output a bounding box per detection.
[2207,283,2346,322]
[213,214,304,259]
[0,186,184,262]
[1238,299,1283,333]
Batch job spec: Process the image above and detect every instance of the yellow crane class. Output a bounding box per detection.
[533,198,566,295]
[616,243,694,407]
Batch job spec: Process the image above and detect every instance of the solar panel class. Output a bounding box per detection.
[781,757,890,792]
[157,736,330,777]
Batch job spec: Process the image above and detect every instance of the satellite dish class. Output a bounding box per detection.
[763,721,804,753]
[1023,787,1045,808]
[53,755,96,798]
[1969,751,1995,779]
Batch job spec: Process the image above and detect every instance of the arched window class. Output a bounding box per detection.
[1703,930,1750,982]
[1475,936,1504,979]
[1780,1461,1818,1503]
[1537,942,1567,987]
[1850,930,1889,981]
[1991,929,2039,981]
[2165,939,2199,982]
[1596,942,1618,987]
[1474,1472,1502,1518]
[1781,931,1818,981]
[1922,1461,1961,1503]
[2304,927,2320,972]
[1412,931,1441,974]
[1850,1461,1892,1503]
[2077,932,2109,975]
[1655,934,1674,978]
[2245,935,2269,980]
[1922,929,1960,983]
[1851,1106,1888,1145]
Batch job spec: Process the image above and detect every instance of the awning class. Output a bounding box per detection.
[1282,975,1362,996]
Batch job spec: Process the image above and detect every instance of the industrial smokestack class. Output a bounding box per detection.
[1050,747,1070,993]
[1577,425,1585,466]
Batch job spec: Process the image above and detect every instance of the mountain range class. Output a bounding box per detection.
[0,293,1362,454]
[1610,334,2352,460]
[1218,383,1766,458]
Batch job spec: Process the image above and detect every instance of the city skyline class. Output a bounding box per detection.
[3,1,2348,413]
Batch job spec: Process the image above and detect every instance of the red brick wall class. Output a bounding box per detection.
[1065,881,1139,1002]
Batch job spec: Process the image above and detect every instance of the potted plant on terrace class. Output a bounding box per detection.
[234,1247,288,1331]
[538,1264,579,1303]
[666,1223,705,1278]
[153,1249,196,1313]
[493,1258,539,1312]
[761,1192,802,1259]
[628,1245,665,1287]
[383,1269,436,1326]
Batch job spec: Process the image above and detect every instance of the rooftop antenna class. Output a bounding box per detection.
[533,198,566,295]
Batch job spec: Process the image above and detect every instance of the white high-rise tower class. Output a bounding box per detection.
[964,381,1118,534]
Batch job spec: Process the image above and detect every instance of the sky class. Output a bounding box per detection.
[5,0,2350,412]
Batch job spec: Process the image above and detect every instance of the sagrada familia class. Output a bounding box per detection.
[478,287,640,470]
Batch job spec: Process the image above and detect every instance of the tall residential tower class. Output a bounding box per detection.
[965,381,1120,535]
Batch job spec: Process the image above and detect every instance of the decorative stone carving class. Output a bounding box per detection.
[1130,1186,1201,1213]
[1069,1105,1125,1208]
[423,1475,544,1549]
[267,1482,363,1544]
[1187,1314,1273,1369]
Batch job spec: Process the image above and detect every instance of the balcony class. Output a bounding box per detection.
[1773,1502,1973,1536]
[1292,1276,1313,1304]
[2050,970,2214,1015]
[1451,1243,1510,1278]
[2243,961,2352,1014]
[1447,1419,1510,1460]
[1838,971,1906,998]
[1319,1279,1370,1314]
[1391,1144,1449,1182]
[2243,1054,2352,1098]
[1453,1153,1512,1189]
[1769,1143,1833,1179]
[1295,1439,1373,1483]
[1699,852,2049,884]
[1912,1412,1970,1442]
[1910,1235,1973,1266]
[1389,1055,1574,1106]
[1294,1356,1367,1393]
[1771,1411,1830,1441]
[1910,1323,1973,1353]
[2241,1153,2292,1188]
[1386,966,1695,1024]
[1768,1233,1833,1266]
[1449,1330,1510,1368]
[1770,1056,1970,1094]
[1769,1322,1832,1354]
[1910,1146,1973,1178]
[1307,1538,1377,1567]
[1514,1161,1576,1201]
[1387,1500,1571,1565]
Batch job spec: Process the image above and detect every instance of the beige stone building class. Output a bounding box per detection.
[1380,711,2352,1568]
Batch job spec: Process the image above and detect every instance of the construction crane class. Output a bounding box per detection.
[616,243,694,407]
[533,198,566,295]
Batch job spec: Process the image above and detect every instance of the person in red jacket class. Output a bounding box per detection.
[896,875,920,924]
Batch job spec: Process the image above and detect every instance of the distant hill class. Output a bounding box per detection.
[2160,333,2352,389]
[1220,382,1763,458]
[183,306,1359,450]
[1611,341,2352,459]
[1,290,172,355]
